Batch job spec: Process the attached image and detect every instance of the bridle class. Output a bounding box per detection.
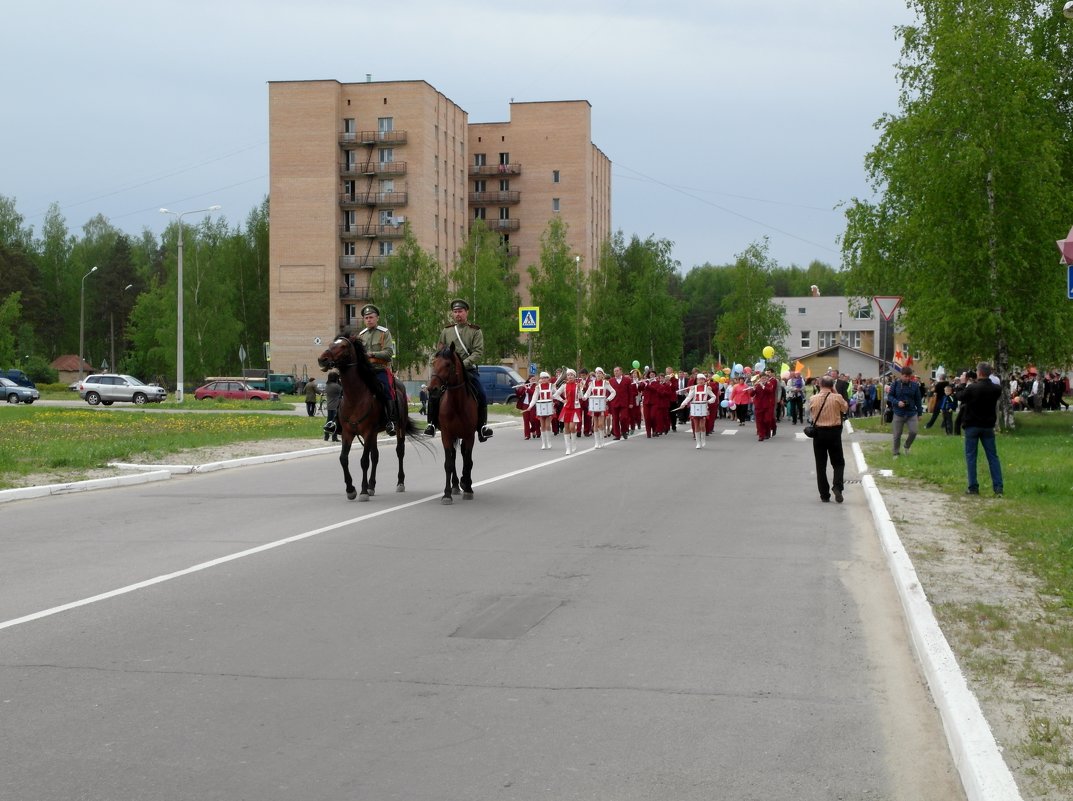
[428,348,465,394]
[321,336,356,371]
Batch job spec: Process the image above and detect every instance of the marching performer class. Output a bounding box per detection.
[582,367,617,449]
[527,371,558,450]
[675,373,717,448]
[749,370,779,441]
[553,368,584,454]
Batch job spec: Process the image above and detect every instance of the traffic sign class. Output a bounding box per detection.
[519,306,540,332]
[873,296,902,321]
[1068,265,1073,300]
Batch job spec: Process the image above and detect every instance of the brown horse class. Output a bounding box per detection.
[427,342,478,504]
[317,335,421,501]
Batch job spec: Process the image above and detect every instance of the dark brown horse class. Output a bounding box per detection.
[317,335,420,501]
[427,342,478,504]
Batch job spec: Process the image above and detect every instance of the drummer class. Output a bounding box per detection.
[582,367,617,449]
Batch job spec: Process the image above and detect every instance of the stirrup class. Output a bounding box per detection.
[323,420,336,433]
[424,423,436,436]
[478,425,493,442]
[384,421,396,436]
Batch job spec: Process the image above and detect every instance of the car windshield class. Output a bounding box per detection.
[119,375,148,386]
[0,377,14,387]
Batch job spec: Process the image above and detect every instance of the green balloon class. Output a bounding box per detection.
[632,360,640,369]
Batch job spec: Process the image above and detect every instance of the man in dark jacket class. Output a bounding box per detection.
[887,366,923,457]
[956,362,1003,497]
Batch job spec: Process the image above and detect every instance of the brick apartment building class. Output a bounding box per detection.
[267,78,611,378]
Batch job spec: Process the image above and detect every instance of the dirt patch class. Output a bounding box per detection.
[878,477,1073,799]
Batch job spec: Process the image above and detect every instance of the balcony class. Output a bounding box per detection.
[484,218,520,232]
[339,130,408,147]
[340,161,408,178]
[340,255,390,271]
[469,163,522,177]
[339,224,407,240]
[468,191,520,205]
[339,286,373,300]
[339,191,409,208]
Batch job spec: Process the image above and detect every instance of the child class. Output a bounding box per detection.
[940,384,957,435]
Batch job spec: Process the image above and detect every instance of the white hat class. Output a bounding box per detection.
[696,373,707,380]
[594,367,604,374]
[539,371,550,379]
[566,368,577,376]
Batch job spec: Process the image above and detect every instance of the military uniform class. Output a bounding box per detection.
[425,299,493,440]
[355,304,397,435]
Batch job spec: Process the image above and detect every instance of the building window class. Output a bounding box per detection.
[474,153,486,167]
[797,307,806,315]
[499,207,510,220]
[552,198,560,212]
[378,117,392,132]
[343,118,355,133]
[800,330,811,349]
[379,209,395,226]
[854,307,873,320]
[378,148,394,164]
[499,152,510,165]
[499,179,509,191]
[344,241,356,256]
[474,207,486,220]
[379,178,394,194]
[474,180,486,193]
[840,331,862,349]
[818,330,839,349]
[379,241,393,256]
[344,210,356,230]
[553,170,560,183]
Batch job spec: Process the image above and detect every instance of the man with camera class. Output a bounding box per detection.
[956,362,1004,497]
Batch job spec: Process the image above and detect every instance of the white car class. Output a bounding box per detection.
[77,374,167,405]
[1,376,40,404]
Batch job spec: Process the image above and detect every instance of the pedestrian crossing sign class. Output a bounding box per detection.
[519,306,540,332]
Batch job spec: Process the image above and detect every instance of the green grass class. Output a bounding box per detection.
[854,411,1073,604]
[0,406,325,488]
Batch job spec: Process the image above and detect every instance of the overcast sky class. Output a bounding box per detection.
[2,0,914,272]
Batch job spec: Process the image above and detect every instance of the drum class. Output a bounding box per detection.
[588,396,607,413]
[535,400,554,417]
[690,402,709,418]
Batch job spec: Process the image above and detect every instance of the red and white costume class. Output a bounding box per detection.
[526,375,558,450]
[676,377,716,448]
[582,376,617,449]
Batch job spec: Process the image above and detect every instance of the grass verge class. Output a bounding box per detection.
[854,411,1073,604]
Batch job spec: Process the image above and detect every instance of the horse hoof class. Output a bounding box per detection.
[441,496,453,505]
[452,488,461,496]
[396,484,405,492]
[358,493,370,502]
[346,490,357,500]
[368,489,375,497]
[463,492,474,500]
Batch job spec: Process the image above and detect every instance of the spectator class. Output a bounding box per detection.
[956,362,1003,497]
[887,366,923,457]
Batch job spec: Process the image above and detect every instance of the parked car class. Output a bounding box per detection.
[1,376,40,404]
[476,364,526,403]
[194,380,280,401]
[0,369,36,389]
[246,373,298,394]
[77,374,167,405]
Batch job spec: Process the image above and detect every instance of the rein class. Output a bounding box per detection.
[429,350,466,393]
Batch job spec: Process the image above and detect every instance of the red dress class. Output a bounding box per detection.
[555,381,582,425]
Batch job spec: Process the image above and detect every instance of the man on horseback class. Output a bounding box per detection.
[356,303,398,436]
[425,298,494,441]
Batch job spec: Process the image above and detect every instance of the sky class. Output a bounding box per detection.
[1,0,915,273]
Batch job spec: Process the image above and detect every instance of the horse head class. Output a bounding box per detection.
[428,342,464,395]
[317,336,354,373]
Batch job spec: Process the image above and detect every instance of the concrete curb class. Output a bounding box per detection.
[851,438,1023,801]
[0,470,173,504]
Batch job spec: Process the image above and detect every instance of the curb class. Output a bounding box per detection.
[0,470,173,504]
[850,436,1023,801]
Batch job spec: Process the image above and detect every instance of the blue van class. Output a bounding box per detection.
[0,369,35,389]
[477,365,525,403]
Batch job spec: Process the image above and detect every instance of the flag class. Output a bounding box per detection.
[793,360,804,374]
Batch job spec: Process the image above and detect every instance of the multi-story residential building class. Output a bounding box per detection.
[267,78,610,378]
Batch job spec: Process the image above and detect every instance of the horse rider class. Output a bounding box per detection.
[355,303,397,436]
[424,298,494,441]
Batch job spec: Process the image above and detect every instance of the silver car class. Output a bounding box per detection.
[78,374,167,406]
[1,376,40,404]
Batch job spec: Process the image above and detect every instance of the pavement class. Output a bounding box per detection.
[0,412,1023,801]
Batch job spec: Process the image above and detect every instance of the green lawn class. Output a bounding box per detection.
[853,411,1073,604]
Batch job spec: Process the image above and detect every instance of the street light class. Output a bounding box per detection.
[79,265,98,382]
[575,255,581,370]
[110,283,135,372]
[160,205,221,402]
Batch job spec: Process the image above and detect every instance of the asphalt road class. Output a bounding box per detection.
[0,420,964,801]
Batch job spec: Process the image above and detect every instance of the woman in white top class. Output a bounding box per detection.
[526,371,558,450]
[675,373,717,449]
[582,367,617,449]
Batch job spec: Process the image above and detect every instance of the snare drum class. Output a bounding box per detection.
[535,400,554,417]
[689,402,709,418]
[588,396,607,413]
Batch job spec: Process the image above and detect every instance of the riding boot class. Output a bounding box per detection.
[424,395,439,436]
[383,398,397,437]
[477,398,493,442]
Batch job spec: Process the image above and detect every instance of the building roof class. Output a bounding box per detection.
[51,354,92,372]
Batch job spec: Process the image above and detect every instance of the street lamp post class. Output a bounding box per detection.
[575,255,581,370]
[110,283,134,372]
[160,205,221,402]
[79,265,98,382]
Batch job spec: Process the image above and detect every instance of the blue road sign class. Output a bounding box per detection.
[519,306,540,332]
[1068,265,1073,300]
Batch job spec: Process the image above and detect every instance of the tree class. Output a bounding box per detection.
[842,0,1073,407]
[527,217,581,370]
[0,292,21,367]
[713,239,790,366]
[451,221,520,362]
[376,224,448,374]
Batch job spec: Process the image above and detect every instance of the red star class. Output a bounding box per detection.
[1056,225,1073,264]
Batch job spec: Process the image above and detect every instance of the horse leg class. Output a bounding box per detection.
[340,438,356,500]
[441,442,455,504]
[395,430,406,492]
[358,441,374,501]
[368,441,379,497]
[461,436,475,500]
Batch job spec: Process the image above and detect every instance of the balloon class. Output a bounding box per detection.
[762,345,775,359]
[743,367,752,375]
[729,402,737,410]
[781,370,791,380]
[720,400,729,408]
[733,363,743,375]
[632,360,640,369]
[780,362,790,375]
[754,360,766,372]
